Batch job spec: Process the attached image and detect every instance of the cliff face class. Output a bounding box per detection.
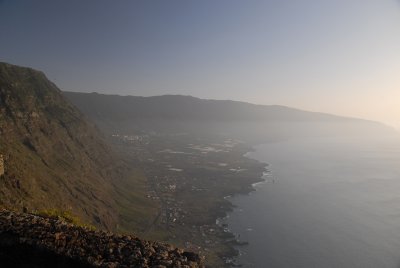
[0,210,203,268]
[0,62,120,229]
[64,92,395,143]
[0,154,4,176]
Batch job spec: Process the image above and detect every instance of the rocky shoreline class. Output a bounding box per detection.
[107,134,267,267]
[217,169,268,266]
[0,210,204,268]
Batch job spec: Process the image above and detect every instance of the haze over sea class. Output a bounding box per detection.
[225,134,400,268]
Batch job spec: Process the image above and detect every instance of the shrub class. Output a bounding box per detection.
[35,209,96,230]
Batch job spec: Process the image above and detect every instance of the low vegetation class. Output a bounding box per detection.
[35,209,96,230]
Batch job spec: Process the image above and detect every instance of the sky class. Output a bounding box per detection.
[1,0,400,128]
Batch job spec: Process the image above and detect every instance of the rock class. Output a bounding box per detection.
[159,259,173,266]
[0,210,205,267]
[182,252,201,263]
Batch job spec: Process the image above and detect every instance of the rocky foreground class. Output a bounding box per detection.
[0,210,204,268]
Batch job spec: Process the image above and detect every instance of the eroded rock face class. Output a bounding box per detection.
[0,62,121,229]
[0,210,204,268]
[0,154,4,177]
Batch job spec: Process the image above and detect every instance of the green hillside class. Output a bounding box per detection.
[0,62,158,231]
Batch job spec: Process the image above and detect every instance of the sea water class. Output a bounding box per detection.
[225,136,400,268]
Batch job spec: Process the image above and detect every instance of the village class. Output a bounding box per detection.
[110,132,267,266]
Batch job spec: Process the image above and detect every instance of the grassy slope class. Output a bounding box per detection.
[0,62,159,233]
[114,168,160,234]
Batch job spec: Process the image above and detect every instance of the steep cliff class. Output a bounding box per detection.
[0,62,122,230]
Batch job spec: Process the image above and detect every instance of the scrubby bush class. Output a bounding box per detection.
[36,209,96,230]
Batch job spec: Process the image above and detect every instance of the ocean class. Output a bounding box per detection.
[224,135,400,268]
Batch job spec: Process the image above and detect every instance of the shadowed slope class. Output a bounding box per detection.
[0,62,121,229]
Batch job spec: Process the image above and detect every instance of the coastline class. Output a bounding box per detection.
[108,134,268,267]
[217,148,269,267]
[207,137,400,268]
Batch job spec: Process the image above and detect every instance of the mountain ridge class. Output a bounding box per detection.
[0,62,132,230]
[63,91,393,143]
[64,91,361,122]
[80,92,368,121]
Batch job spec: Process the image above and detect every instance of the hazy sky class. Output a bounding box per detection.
[1,0,400,127]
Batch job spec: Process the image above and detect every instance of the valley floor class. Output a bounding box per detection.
[110,133,266,267]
